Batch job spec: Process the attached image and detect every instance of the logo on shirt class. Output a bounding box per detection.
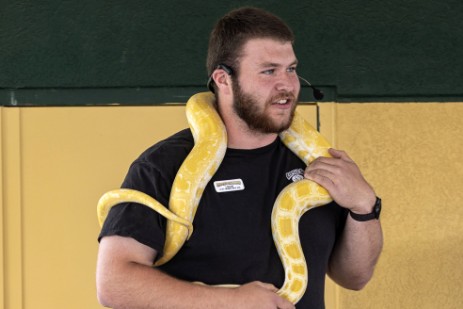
[286,168,305,182]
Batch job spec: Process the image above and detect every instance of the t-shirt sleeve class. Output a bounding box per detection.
[97,129,194,261]
[98,161,170,257]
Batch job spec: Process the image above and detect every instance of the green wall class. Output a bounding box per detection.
[1,0,462,105]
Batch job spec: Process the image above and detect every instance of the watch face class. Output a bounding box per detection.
[374,197,382,219]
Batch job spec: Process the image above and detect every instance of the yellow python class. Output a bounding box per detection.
[97,92,332,304]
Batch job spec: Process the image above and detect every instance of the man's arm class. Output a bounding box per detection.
[327,211,383,289]
[305,148,383,290]
[96,235,295,309]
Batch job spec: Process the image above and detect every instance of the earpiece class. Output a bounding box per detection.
[298,75,324,100]
[207,64,233,93]
[216,64,233,75]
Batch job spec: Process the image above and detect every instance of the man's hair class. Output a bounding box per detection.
[206,7,294,88]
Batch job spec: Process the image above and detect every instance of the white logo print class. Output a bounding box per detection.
[286,168,305,182]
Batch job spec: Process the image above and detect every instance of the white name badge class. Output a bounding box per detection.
[213,178,245,193]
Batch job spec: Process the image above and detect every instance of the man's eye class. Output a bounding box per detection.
[262,69,275,75]
[287,67,297,73]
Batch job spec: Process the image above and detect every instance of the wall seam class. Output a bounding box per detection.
[2,108,24,309]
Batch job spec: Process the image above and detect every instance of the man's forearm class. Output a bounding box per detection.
[97,260,237,309]
[328,216,383,290]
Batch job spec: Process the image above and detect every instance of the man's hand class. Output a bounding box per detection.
[232,281,295,309]
[304,148,376,213]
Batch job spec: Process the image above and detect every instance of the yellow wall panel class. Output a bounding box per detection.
[4,106,189,308]
[0,107,4,308]
[322,102,463,309]
[0,107,3,308]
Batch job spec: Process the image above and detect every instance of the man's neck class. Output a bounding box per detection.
[227,130,278,150]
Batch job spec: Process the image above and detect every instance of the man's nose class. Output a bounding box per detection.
[275,73,297,92]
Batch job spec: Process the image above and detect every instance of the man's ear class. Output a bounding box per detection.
[212,69,232,95]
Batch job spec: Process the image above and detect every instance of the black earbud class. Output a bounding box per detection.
[207,64,233,93]
[298,75,324,100]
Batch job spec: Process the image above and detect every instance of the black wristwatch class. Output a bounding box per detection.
[349,197,382,222]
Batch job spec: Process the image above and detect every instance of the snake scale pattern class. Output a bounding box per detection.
[97,92,332,304]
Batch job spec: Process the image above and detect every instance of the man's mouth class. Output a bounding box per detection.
[272,95,295,107]
[275,98,289,105]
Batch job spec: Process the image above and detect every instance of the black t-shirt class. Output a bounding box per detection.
[99,128,347,308]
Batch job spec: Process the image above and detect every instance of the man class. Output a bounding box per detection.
[96,7,383,309]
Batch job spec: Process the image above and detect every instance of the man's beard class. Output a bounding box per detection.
[232,80,297,134]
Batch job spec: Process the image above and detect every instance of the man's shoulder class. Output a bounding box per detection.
[135,128,194,167]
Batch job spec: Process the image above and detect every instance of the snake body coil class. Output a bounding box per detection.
[97,92,332,304]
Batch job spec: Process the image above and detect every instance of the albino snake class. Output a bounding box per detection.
[97,92,333,304]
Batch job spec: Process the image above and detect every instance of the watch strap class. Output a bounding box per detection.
[349,197,381,222]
